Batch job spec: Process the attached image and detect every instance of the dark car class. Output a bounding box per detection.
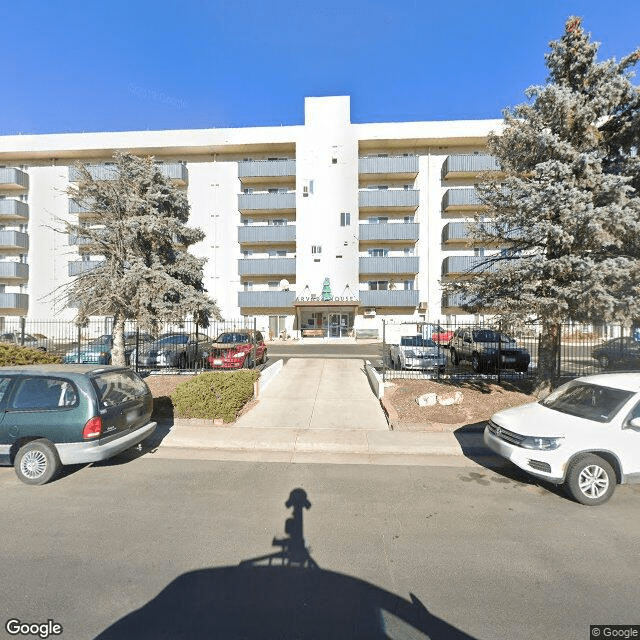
[62,332,155,365]
[449,327,530,373]
[131,332,211,368]
[592,337,640,370]
[0,364,156,485]
[208,330,267,369]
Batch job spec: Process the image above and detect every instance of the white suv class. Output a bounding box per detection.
[484,373,640,505]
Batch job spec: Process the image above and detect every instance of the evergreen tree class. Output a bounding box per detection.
[65,152,221,366]
[449,16,640,391]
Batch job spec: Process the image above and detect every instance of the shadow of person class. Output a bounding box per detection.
[95,488,480,640]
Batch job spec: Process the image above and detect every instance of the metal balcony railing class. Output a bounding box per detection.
[238,192,296,212]
[0,199,29,220]
[0,293,28,313]
[359,222,419,242]
[0,262,29,280]
[238,159,296,179]
[442,188,482,211]
[238,225,296,244]
[358,289,419,307]
[0,231,29,251]
[359,256,419,275]
[69,162,188,184]
[358,155,419,176]
[441,154,500,179]
[238,290,296,308]
[68,260,104,276]
[358,189,419,210]
[238,257,296,276]
[0,168,29,190]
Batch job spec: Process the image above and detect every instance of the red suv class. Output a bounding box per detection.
[208,330,267,369]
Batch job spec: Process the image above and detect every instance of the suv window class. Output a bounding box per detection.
[11,377,78,411]
[92,370,149,408]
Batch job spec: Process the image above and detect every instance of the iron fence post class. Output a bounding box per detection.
[76,324,82,364]
[382,319,386,383]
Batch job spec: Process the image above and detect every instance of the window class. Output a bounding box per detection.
[244,281,253,291]
[243,250,253,257]
[403,216,414,223]
[243,188,253,194]
[368,248,388,257]
[368,281,389,290]
[267,281,279,290]
[404,248,415,256]
[404,280,415,290]
[474,248,485,257]
[340,212,350,227]
[11,377,78,411]
[369,217,388,224]
[269,219,286,226]
[312,245,322,254]
[268,249,286,257]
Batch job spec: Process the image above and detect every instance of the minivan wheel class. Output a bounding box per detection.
[14,440,61,486]
[565,454,616,506]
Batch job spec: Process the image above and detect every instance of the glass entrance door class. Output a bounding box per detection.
[328,313,349,338]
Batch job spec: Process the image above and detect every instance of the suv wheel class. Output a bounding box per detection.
[471,353,483,373]
[450,349,459,366]
[565,454,616,506]
[14,440,61,486]
[598,355,611,369]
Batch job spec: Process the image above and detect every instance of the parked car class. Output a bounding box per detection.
[62,332,155,365]
[428,325,455,347]
[449,327,530,373]
[389,335,447,372]
[484,373,640,505]
[0,364,156,485]
[131,332,210,368]
[0,331,49,351]
[208,330,267,369]
[591,337,640,370]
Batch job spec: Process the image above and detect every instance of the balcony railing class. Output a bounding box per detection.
[442,255,498,277]
[359,222,419,242]
[0,231,29,251]
[358,155,419,177]
[442,188,482,211]
[0,168,29,190]
[441,154,500,179]
[69,162,188,185]
[359,256,419,275]
[238,159,296,180]
[238,225,296,244]
[238,290,296,308]
[442,221,519,244]
[68,260,104,276]
[0,262,29,280]
[358,189,419,210]
[0,199,29,220]
[0,293,28,314]
[238,192,296,213]
[238,257,296,276]
[442,292,474,309]
[359,289,419,308]
[442,221,470,243]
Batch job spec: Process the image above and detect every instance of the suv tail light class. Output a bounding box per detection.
[83,416,102,439]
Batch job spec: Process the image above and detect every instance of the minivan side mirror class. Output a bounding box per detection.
[627,417,640,430]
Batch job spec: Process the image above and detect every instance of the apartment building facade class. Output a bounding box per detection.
[0,96,503,338]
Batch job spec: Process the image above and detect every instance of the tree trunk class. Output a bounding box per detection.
[535,321,561,396]
[111,315,127,367]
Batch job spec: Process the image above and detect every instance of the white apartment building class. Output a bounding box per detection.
[0,96,503,338]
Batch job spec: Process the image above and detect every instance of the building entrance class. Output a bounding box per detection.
[328,313,349,338]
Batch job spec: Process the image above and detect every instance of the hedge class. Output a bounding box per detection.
[0,344,61,367]
[171,370,260,423]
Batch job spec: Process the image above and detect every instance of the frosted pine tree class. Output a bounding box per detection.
[65,152,221,366]
[449,17,640,391]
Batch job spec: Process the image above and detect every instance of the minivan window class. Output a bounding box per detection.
[92,370,148,407]
[11,377,78,410]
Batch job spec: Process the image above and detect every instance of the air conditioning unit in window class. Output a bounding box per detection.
[364,308,376,317]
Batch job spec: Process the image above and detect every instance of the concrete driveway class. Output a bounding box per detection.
[235,358,389,430]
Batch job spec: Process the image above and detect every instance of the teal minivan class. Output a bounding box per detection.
[0,364,156,485]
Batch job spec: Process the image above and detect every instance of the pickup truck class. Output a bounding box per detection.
[389,335,447,372]
[449,327,530,373]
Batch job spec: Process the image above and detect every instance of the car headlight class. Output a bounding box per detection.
[520,436,563,450]
[233,351,245,359]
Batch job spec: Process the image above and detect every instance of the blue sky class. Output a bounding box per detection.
[3,0,639,134]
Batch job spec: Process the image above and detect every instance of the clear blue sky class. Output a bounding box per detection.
[3,0,639,134]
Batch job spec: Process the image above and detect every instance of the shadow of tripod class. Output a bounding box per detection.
[240,488,318,569]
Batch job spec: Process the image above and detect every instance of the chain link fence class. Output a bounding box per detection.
[380,320,640,383]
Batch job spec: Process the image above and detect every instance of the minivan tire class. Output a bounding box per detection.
[564,454,616,506]
[14,439,61,486]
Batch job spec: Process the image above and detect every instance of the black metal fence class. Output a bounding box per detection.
[381,320,640,382]
[0,317,265,373]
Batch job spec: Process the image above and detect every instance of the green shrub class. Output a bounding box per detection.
[171,370,260,422]
[0,344,61,366]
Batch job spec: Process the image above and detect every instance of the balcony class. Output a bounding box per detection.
[68,260,104,276]
[359,222,419,243]
[441,255,498,278]
[68,162,188,185]
[359,289,419,308]
[0,231,29,251]
[442,222,470,243]
[442,154,500,179]
[0,293,28,314]
[442,188,482,212]
[0,262,29,281]
[358,189,419,212]
[238,290,296,309]
[358,156,419,180]
[238,257,296,277]
[0,199,29,221]
[238,225,296,245]
[0,168,29,191]
[442,292,474,310]
[238,159,296,184]
[238,192,296,214]
[359,256,419,275]
[442,221,518,245]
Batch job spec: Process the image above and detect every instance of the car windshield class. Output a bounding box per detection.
[216,333,251,344]
[158,335,189,345]
[89,335,112,346]
[540,382,634,423]
[400,336,437,348]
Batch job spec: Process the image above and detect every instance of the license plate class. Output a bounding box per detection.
[501,356,516,363]
[126,409,139,423]
[213,359,223,365]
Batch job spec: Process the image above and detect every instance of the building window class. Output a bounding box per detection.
[404,280,414,290]
[403,248,414,256]
[244,282,253,291]
[368,281,389,291]
[269,219,286,226]
[268,249,287,257]
[243,188,253,194]
[340,212,350,227]
[312,245,322,254]
[243,250,253,257]
[403,215,414,223]
[267,281,279,290]
[474,248,485,257]
[368,248,388,257]
[369,216,388,224]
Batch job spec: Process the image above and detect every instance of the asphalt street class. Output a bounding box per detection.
[1,454,639,640]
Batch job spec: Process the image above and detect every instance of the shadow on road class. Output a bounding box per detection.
[95,488,479,640]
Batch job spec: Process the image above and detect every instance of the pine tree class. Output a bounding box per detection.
[449,16,640,391]
[65,152,221,366]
